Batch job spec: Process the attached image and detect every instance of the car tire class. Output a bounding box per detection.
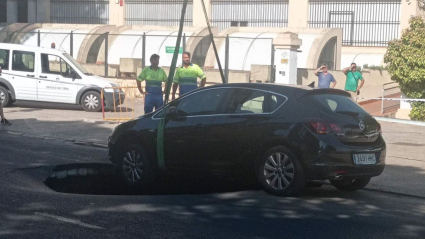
[118,144,156,189]
[0,86,10,107]
[330,177,371,192]
[258,146,306,196]
[81,91,102,112]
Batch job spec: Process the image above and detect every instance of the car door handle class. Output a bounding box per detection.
[27,74,35,77]
[39,75,47,78]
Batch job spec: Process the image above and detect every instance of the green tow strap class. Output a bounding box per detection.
[156,0,189,170]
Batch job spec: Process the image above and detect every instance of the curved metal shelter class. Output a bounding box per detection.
[204,27,343,71]
[98,26,215,67]
[18,28,91,54]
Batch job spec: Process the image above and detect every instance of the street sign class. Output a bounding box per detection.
[166,46,183,54]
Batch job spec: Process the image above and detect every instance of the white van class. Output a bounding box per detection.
[0,43,124,112]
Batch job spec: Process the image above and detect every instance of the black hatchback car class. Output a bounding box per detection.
[108,83,385,196]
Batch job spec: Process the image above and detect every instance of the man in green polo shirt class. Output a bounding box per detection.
[137,54,168,114]
[172,51,206,100]
[342,62,365,100]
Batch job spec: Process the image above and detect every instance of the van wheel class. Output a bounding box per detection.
[258,146,306,196]
[0,86,10,107]
[81,91,102,112]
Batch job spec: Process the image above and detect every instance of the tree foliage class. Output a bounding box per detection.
[384,16,425,121]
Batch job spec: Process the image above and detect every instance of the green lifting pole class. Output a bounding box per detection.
[156,0,189,170]
[201,0,226,84]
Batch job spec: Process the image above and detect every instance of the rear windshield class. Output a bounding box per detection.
[299,94,368,117]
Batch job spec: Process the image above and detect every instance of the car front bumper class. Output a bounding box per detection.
[104,91,126,109]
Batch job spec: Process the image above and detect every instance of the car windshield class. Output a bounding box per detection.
[62,53,91,75]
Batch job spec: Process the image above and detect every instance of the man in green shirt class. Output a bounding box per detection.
[342,62,365,100]
[172,52,206,100]
[137,54,168,114]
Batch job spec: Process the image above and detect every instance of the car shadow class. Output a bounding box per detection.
[44,163,264,195]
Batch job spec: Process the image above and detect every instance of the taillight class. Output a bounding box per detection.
[377,123,382,135]
[310,122,330,134]
[329,123,343,135]
[308,122,344,135]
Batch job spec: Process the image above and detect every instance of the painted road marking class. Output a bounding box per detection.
[34,212,104,230]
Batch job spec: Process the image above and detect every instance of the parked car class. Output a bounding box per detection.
[0,43,124,111]
[108,83,386,196]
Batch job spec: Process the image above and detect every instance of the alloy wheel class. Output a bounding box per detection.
[122,149,144,183]
[84,94,99,110]
[263,152,295,190]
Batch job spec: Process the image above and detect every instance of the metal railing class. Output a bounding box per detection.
[101,86,136,122]
[381,82,400,115]
[309,0,401,46]
[125,0,193,26]
[51,0,109,24]
[0,30,276,83]
[211,0,289,31]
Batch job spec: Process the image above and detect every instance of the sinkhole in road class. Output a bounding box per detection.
[44,163,262,196]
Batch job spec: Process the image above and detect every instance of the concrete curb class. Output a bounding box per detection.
[375,117,425,127]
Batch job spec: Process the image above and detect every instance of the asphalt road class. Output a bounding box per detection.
[1,133,425,238]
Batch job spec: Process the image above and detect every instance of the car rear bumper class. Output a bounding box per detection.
[304,147,386,180]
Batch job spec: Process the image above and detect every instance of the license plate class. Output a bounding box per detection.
[353,154,376,165]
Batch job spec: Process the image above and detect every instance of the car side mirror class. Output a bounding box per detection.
[167,106,179,118]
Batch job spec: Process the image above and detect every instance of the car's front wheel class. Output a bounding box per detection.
[81,91,102,112]
[258,146,306,196]
[330,177,371,191]
[118,144,155,189]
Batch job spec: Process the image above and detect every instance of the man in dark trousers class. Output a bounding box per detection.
[136,54,168,114]
[172,52,206,100]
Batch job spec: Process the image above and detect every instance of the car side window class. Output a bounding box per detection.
[0,49,10,70]
[270,93,287,112]
[171,88,227,116]
[41,54,76,78]
[225,88,268,114]
[12,50,35,72]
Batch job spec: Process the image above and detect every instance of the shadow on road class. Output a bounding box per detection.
[44,163,263,195]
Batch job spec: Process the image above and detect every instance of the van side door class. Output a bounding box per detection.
[10,50,37,100]
[38,53,80,103]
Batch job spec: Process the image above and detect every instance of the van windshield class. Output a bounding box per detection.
[62,53,91,75]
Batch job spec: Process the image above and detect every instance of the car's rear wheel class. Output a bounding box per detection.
[118,144,155,189]
[81,91,102,112]
[330,177,371,191]
[258,146,306,196]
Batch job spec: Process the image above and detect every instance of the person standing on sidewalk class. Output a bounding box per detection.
[342,63,365,100]
[314,64,337,89]
[137,54,168,114]
[0,103,10,125]
[0,66,10,125]
[172,52,206,100]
